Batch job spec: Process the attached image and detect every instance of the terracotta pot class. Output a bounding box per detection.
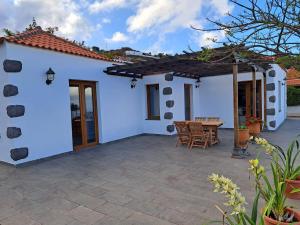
[238,129,249,147]
[248,122,261,136]
[285,177,300,200]
[264,208,300,225]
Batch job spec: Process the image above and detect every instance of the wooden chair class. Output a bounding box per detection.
[207,117,220,143]
[195,117,207,121]
[187,122,209,149]
[174,121,190,147]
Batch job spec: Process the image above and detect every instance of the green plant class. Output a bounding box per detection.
[207,173,263,225]
[239,125,248,130]
[287,87,300,106]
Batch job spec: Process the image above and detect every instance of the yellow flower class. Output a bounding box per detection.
[254,137,275,155]
[208,174,246,215]
[249,159,265,176]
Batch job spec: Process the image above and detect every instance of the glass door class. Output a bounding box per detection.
[69,81,99,150]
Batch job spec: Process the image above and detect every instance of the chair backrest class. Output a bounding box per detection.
[188,122,205,135]
[195,117,207,121]
[174,121,189,134]
[207,117,220,121]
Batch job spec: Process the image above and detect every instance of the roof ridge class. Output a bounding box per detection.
[1,27,112,62]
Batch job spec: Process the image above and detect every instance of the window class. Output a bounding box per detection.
[278,81,282,112]
[146,84,160,120]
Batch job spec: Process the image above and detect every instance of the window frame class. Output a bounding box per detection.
[146,84,160,120]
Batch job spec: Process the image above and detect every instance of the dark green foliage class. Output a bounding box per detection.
[287,86,300,106]
[276,56,300,70]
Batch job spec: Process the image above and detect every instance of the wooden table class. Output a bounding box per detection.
[195,120,223,145]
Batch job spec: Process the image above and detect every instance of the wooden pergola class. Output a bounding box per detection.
[104,46,272,157]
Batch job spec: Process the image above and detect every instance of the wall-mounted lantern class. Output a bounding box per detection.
[46,67,55,85]
[131,77,137,88]
[195,77,201,88]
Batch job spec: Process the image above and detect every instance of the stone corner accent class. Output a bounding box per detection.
[10,148,28,161]
[165,73,173,81]
[166,100,174,108]
[269,95,276,103]
[163,87,172,95]
[3,59,22,73]
[266,83,275,91]
[7,105,25,118]
[3,84,19,97]
[268,70,276,77]
[166,125,175,133]
[7,127,22,139]
[164,112,173,120]
[269,120,276,128]
[266,108,276,116]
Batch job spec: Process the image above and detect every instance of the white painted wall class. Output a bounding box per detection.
[198,72,265,128]
[141,74,200,135]
[2,42,143,164]
[266,64,287,130]
[0,42,12,163]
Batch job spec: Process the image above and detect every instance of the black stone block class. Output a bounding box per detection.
[7,127,22,139]
[166,100,174,108]
[266,83,275,91]
[7,105,25,118]
[266,108,276,115]
[165,73,173,81]
[269,121,276,128]
[269,70,276,77]
[164,112,173,120]
[3,84,18,97]
[269,95,276,103]
[3,60,22,72]
[10,148,28,161]
[163,87,172,95]
[167,125,175,133]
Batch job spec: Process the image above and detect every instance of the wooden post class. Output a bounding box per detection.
[233,63,239,149]
[252,67,257,117]
[263,73,267,128]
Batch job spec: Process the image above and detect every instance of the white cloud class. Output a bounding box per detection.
[102,18,111,24]
[193,30,226,48]
[0,0,92,40]
[105,31,128,42]
[89,0,127,13]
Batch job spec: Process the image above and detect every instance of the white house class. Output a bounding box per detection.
[0,27,287,165]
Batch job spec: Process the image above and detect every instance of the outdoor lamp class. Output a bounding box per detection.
[195,77,201,88]
[131,77,137,88]
[46,67,55,85]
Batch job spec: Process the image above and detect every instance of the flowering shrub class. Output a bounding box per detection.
[208,174,262,225]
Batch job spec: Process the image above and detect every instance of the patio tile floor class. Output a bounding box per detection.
[0,119,300,225]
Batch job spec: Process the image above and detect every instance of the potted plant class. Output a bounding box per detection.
[253,137,300,200]
[246,116,262,136]
[208,173,263,225]
[238,125,249,148]
[249,158,300,224]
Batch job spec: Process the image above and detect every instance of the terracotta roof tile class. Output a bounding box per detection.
[287,79,300,87]
[1,27,111,61]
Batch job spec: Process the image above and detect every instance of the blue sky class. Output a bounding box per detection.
[0,0,245,54]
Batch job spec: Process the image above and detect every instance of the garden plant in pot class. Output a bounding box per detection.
[238,125,250,148]
[249,158,300,225]
[254,137,300,200]
[246,116,262,137]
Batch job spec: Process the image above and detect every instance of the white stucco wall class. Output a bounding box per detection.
[141,74,200,135]
[198,72,265,128]
[265,64,287,130]
[2,42,143,164]
[0,42,12,163]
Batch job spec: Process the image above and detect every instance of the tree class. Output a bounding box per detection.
[194,0,300,56]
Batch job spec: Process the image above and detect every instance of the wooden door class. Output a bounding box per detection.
[69,80,99,151]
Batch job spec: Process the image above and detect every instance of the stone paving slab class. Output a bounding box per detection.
[0,119,299,225]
